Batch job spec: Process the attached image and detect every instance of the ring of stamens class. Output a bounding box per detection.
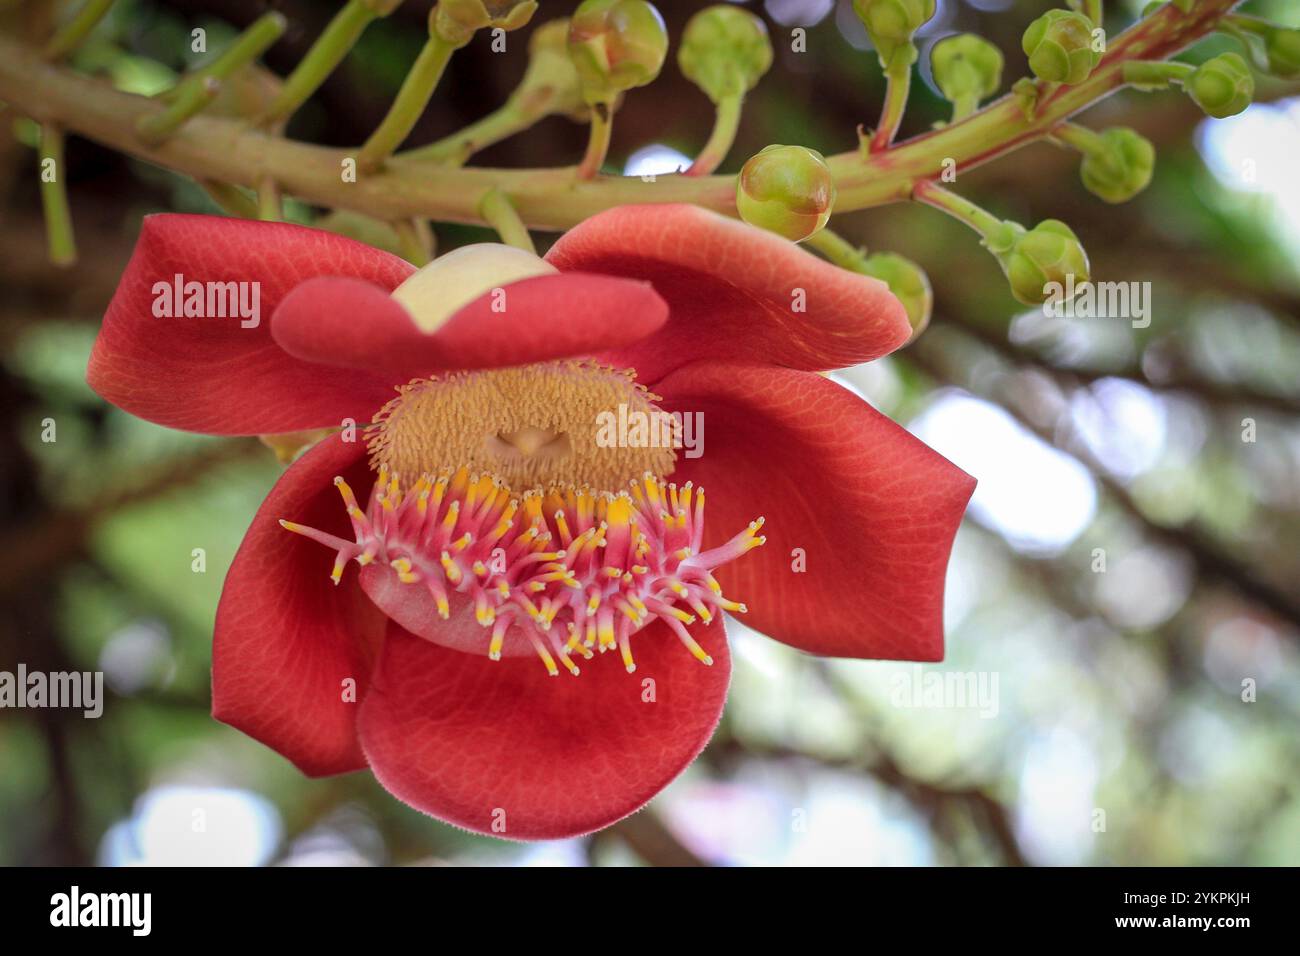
[283,468,764,677]
[282,360,763,676]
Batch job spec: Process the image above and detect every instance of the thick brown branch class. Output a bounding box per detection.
[0,1,1242,231]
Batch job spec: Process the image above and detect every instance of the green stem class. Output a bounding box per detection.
[403,98,540,166]
[357,33,456,172]
[803,228,870,272]
[1123,59,1195,89]
[391,218,432,265]
[950,91,979,124]
[1084,1,1103,26]
[870,49,914,152]
[1224,14,1271,37]
[686,92,743,176]
[576,101,614,180]
[180,11,286,93]
[38,124,76,266]
[478,187,536,253]
[1050,121,1106,154]
[261,0,380,127]
[199,179,259,218]
[44,0,115,61]
[137,76,221,145]
[257,174,282,221]
[912,179,1003,240]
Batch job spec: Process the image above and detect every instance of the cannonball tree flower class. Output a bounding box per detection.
[87,204,974,840]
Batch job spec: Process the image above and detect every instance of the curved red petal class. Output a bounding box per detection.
[657,362,975,661]
[545,204,911,382]
[271,272,668,380]
[213,433,386,776]
[357,616,731,840]
[88,215,410,434]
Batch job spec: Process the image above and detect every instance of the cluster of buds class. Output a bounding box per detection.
[27,0,1274,339]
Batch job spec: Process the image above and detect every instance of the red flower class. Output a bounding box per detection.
[88,203,974,840]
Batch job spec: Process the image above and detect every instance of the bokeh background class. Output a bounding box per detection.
[2,0,1299,866]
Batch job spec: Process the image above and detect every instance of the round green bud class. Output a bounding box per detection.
[1078,127,1155,204]
[852,0,936,68]
[1261,26,1300,80]
[567,0,669,104]
[736,145,836,242]
[1186,52,1254,119]
[678,6,773,104]
[931,33,1004,106]
[859,252,932,337]
[1001,219,1090,306]
[431,0,538,47]
[1021,9,1100,85]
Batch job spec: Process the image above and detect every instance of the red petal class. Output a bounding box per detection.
[357,617,731,840]
[545,204,911,382]
[271,273,668,380]
[657,362,975,661]
[88,215,410,434]
[213,433,386,776]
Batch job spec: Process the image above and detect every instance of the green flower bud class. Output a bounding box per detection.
[1078,127,1155,204]
[859,252,932,337]
[1260,26,1300,79]
[518,19,588,120]
[999,219,1090,306]
[1186,52,1254,118]
[852,0,936,68]
[678,6,773,104]
[568,0,669,104]
[931,33,1003,108]
[1021,9,1100,85]
[736,145,836,242]
[431,0,538,48]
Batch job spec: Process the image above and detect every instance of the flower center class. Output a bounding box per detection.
[281,361,763,676]
[368,360,676,491]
